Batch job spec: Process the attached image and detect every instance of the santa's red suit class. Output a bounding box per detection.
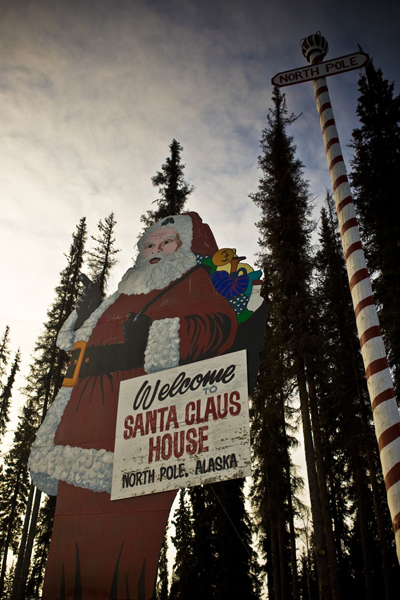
[29,213,238,600]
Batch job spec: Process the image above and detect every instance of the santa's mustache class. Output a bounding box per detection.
[135,252,171,268]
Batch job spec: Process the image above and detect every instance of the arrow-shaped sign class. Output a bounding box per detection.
[271,52,369,87]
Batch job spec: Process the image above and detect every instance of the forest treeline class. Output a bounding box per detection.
[1,59,400,600]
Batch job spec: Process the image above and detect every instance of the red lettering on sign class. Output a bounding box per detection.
[174,430,185,458]
[149,429,211,462]
[217,394,228,418]
[165,405,178,430]
[195,399,206,423]
[145,410,157,435]
[124,415,134,439]
[198,425,209,452]
[186,428,197,455]
[161,434,172,460]
[204,396,218,421]
[132,413,144,438]
[148,436,161,462]
[185,401,195,425]
[158,406,168,431]
[229,391,241,416]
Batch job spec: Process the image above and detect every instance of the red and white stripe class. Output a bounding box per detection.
[308,50,400,560]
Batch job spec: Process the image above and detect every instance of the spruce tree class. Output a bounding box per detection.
[3,560,15,599]
[169,489,196,600]
[25,496,56,598]
[0,325,10,384]
[177,481,259,600]
[0,396,42,596]
[5,218,87,600]
[155,528,169,600]
[86,212,120,298]
[250,87,340,600]
[188,485,217,599]
[313,192,399,600]
[141,139,194,227]
[298,546,318,600]
[250,318,302,600]
[210,480,260,600]
[0,350,21,441]
[350,58,400,394]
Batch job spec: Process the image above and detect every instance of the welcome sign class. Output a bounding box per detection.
[111,350,251,499]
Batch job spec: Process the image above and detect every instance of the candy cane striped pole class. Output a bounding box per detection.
[301,32,400,562]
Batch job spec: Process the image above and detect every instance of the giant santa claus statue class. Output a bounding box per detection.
[29,212,266,600]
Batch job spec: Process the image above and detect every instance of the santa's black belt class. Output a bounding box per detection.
[62,340,141,387]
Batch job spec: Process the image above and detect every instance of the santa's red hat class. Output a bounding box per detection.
[138,212,218,257]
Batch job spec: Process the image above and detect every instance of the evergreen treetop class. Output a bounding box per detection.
[350,58,400,261]
[250,86,314,357]
[87,212,120,298]
[141,139,194,228]
[350,58,400,393]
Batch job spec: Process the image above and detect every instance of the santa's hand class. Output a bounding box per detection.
[122,313,152,368]
[74,275,102,331]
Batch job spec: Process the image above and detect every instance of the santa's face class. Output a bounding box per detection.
[140,227,182,261]
[118,225,197,295]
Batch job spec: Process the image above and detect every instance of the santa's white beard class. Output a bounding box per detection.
[118,247,197,295]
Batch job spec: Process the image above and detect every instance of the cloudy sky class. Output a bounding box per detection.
[1,0,399,432]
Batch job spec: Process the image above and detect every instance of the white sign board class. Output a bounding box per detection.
[271,52,369,87]
[111,350,251,500]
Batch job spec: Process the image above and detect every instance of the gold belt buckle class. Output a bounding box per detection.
[62,341,87,387]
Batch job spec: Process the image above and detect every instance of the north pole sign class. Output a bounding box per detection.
[271,52,369,87]
[111,350,251,500]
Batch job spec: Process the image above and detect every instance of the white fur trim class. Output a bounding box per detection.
[57,310,78,351]
[56,292,120,352]
[28,387,114,495]
[144,318,180,373]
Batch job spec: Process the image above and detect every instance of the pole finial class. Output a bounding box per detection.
[301,31,329,64]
